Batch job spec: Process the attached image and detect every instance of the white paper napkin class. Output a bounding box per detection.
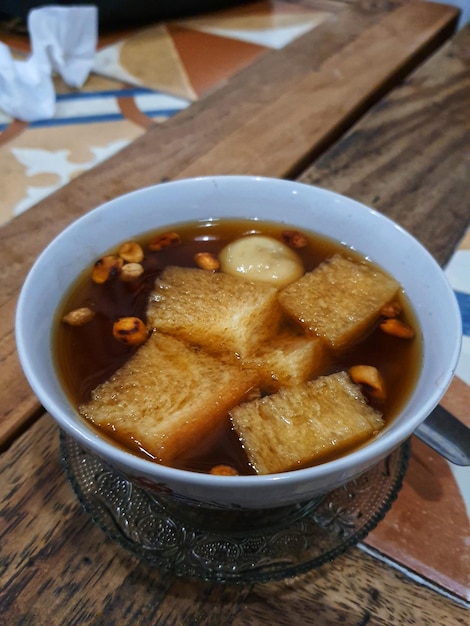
[0,5,98,122]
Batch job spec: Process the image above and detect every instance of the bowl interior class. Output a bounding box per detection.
[15,176,462,507]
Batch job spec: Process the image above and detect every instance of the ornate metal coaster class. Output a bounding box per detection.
[61,432,410,584]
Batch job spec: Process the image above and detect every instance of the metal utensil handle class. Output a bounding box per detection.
[414,404,470,466]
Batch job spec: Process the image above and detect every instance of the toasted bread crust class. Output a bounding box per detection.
[79,331,257,463]
[243,331,327,393]
[230,372,384,474]
[147,266,281,357]
[279,254,399,349]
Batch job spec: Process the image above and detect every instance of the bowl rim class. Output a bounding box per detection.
[15,175,463,490]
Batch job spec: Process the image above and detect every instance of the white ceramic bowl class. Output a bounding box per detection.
[16,176,461,510]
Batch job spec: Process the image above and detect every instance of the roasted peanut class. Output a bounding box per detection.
[194,252,220,271]
[62,307,95,326]
[148,232,181,251]
[380,301,402,318]
[281,229,308,249]
[120,262,144,282]
[210,464,239,476]
[349,365,386,399]
[380,318,415,339]
[119,241,144,263]
[112,317,148,346]
[92,255,123,284]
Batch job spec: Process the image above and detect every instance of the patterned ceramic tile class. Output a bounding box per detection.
[92,1,331,100]
[176,0,331,49]
[364,435,469,601]
[0,1,330,225]
[446,242,470,386]
[0,83,189,223]
[93,24,199,101]
[0,119,141,221]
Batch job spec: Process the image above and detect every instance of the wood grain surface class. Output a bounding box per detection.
[0,0,460,448]
[299,16,470,267]
[0,416,468,625]
[174,1,458,180]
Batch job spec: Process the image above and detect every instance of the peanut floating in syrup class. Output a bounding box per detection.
[112,317,148,346]
[210,464,239,476]
[380,318,415,339]
[194,252,220,271]
[62,307,95,326]
[148,232,181,251]
[119,241,144,263]
[120,262,144,282]
[281,229,308,249]
[92,255,123,284]
[349,365,386,400]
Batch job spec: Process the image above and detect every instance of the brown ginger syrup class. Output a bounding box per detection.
[54,219,422,475]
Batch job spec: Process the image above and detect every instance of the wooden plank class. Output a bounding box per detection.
[175,2,459,180]
[0,1,459,447]
[0,415,468,624]
[299,22,470,267]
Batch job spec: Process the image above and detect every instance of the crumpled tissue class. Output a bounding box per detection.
[0,5,98,122]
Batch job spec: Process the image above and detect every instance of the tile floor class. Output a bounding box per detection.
[0,0,468,603]
[0,1,330,224]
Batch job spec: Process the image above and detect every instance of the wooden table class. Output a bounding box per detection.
[1,1,469,623]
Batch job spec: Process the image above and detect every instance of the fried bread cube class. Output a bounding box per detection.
[230,371,384,474]
[243,331,327,393]
[79,331,257,464]
[147,266,281,357]
[278,254,399,350]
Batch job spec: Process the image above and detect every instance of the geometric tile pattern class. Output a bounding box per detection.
[363,434,470,601]
[0,80,189,221]
[0,0,330,225]
[446,240,470,385]
[177,2,329,49]
[93,1,331,100]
